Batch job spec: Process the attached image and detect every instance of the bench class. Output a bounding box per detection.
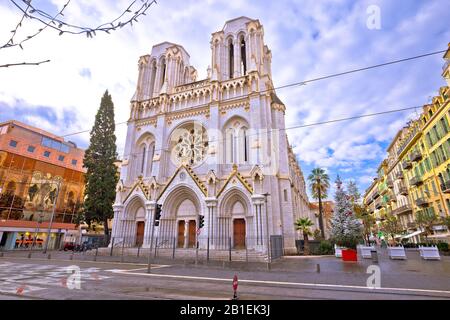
[419,245,441,260]
[359,245,375,259]
[388,246,407,260]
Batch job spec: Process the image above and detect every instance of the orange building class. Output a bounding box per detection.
[0,120,86,250]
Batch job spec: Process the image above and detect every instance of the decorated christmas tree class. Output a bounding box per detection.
[330,176,363,249]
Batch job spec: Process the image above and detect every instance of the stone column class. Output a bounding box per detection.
[233,38,240,78]
[251,194,265,251]
[184,220,189,248]
[111,204,123,245]
[143,200,156,248]
[205,197,217,248]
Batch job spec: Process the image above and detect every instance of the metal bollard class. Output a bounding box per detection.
[28,252,32,259]
[316,263,320,273]
[228,237,232,262]
[207,237,210,262]
[94,247,98,261]
[137,246,140,258]
[371,250,378,263]
[172,237,176,259]
[47,253,51,260]
[121,240,125,263]
[110,238,114,257]
[70,253,74,260]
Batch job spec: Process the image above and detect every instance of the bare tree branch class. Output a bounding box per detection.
[0,59,51,68]
[1,0,71,50]
[2,0,157,50]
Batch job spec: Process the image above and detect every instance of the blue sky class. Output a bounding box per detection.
[0,0,449,199]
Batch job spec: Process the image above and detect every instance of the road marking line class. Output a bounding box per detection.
[106,270,450,296]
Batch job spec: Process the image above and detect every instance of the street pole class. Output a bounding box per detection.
[43,181,61,254]
[30,213,43,252]
[147,202,157,273]
[318,176,325,239]
[195,214,199,265]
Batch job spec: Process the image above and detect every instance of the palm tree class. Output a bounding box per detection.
[294,218,314,255]
[308,168,330,239]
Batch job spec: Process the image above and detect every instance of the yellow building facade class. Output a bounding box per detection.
[363,45,450,242]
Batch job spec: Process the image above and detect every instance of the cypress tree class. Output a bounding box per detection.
[83,90,118,240]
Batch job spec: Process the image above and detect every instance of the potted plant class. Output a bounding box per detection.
[330,176,364,262]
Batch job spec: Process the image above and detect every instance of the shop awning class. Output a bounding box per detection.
[401,229,424,239]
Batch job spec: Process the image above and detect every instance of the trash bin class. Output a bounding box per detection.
[371,250,378,263]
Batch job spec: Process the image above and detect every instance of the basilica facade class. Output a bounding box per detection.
[111,17,311,254]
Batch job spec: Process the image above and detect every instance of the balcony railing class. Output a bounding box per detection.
[410,150,422,162]
[441,180,450,193]
[375,198,382,209]
[399,185,408,195]
[392,205,412,216]
[395,171,404,180]
[386,178,394,188]
[415,197,429,207]
[407,221,417,229]
[397,126,420,156]
[372,190,380,199]
[402,160,412,170]
[409,176,423,186]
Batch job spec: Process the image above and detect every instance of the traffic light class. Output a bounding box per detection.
[154,204,162,226]
[199,215,205,229]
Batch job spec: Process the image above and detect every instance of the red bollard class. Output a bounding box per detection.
[232,274,238,300]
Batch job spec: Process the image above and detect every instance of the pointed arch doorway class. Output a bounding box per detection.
[233,218,246,249]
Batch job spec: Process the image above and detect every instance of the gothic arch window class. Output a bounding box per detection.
[146,142,155,177]
[228,38,234,79]
[179,61,184,86]
[169,122,209,167]
[237,126,249,163]
[223,118,250,165]
[160,57,166,90]
[184,67,189,84]
[139,144,146,176]
[239,35,247,75]
[225,128,235,164]
[149,60,157,98]
[131,133,156,180]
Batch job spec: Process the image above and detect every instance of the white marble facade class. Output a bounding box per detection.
[111,17,311,254]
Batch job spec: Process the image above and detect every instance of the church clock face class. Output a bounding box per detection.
[171,124,208,166]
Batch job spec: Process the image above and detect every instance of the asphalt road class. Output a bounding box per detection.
[0,251,449,300]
